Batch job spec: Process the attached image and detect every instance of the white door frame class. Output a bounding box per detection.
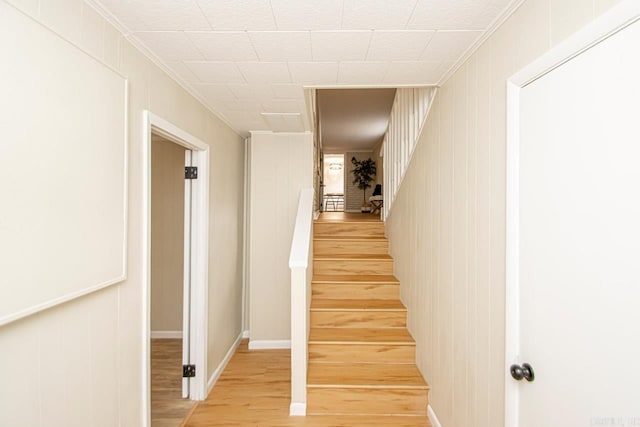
[504,2,640,426]
[142,111,210,425]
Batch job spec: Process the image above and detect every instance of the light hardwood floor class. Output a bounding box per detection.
[151,339,195,427]
[317,212,381,222]
[181,340,431,426]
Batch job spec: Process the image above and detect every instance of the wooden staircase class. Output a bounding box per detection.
[307,213,430,416]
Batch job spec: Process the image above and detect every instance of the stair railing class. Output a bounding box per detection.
[382,87,437,220]
[288,187,314,416]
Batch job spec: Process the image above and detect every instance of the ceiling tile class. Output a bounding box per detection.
[384,61,451,84]
[420,30,482,61]
[191,83,236,100]
[249,32,312,62]
[407,0,512,30]
[187,32,258,61]
[196,0,276,30]
[222,110,266,123]
[223,99,264,112]
[311,31,372,61]
[184,62,246,83]
[237,62,292,83]
[366,31,434,61]
[288,62,339,85]
[261,99,302,113]
[270,0,344,30]
[337,62,389,84]
[134,32,205,61]
[342,0,418,30]
[226,117,271,131]
[166,61,201,82]
[262,113,305,132]
[227,84,275,99]
[271,84,305,99]
[98,0,211,31]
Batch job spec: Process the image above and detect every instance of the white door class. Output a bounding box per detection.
[511,16,640,426]
[182,149,193,398]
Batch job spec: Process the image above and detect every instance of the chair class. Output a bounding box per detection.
[369,184,383,214]
[324,193,344,212]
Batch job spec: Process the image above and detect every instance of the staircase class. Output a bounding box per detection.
[307,213,430,416]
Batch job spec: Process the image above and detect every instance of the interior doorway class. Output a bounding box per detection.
[322,154,345,212]
[143,112,210,427]
[149,135,193,425]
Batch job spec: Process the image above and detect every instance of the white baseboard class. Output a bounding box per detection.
[242,330,250,339]
[289,402,306,416]
[248,339,291,350]
[428,405,442,427]
[150,330,183,339]
[207,332,242,394]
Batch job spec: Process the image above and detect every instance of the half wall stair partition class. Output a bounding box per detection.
[382,87,437,219]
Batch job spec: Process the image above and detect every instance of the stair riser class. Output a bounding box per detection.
[307,388,428,416]
[312,284,399,300]
[314,260,393,275]
[309,344,415,364]
[314,222,385,237]
[311,311,406,328]
[314,240,389,256]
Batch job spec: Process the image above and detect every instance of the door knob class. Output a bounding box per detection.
[510,363,535,382]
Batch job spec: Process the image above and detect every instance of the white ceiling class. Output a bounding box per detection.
[95,0,514,136]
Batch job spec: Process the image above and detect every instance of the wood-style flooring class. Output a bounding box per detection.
[151,338,194,427]
[182,340,431,426]
[317,212,381,222]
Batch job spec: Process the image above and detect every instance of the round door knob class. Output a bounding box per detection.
[510,363,535,382]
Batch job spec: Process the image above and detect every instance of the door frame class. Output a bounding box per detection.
[504,2,640,426]
[142,111,210,425]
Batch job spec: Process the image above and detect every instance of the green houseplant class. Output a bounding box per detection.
[351,157,376,212]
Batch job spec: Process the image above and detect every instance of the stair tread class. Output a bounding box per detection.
[314,235,388,241]
[307,363,429,389]
[311,299,406,311]
[315,254,393,261]
[313,274,400,284]
[310,328,415,344]
[315,214,382,223]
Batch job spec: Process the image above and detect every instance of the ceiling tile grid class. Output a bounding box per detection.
[95,0,515,135]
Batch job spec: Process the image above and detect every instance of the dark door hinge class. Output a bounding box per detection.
[185,166,198,180]
[183,364,196,378]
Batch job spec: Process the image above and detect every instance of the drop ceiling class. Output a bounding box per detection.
[94,0,516,136]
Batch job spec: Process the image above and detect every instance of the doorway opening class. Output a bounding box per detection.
[149,134,193,425]
[143,112,210,427]
[322,154,345,211]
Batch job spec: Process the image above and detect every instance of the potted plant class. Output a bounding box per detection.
[351,157,376,213]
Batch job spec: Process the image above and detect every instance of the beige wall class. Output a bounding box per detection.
[0,1,244,426]
[151,138,186,332]
[385,1,622,426]
[248,132,313,342]
[345,151,376,211]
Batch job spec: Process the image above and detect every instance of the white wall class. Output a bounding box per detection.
[0,1,245,426]
[385,1,622,426]
[248,132,313,343]
[151,138,186,333]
